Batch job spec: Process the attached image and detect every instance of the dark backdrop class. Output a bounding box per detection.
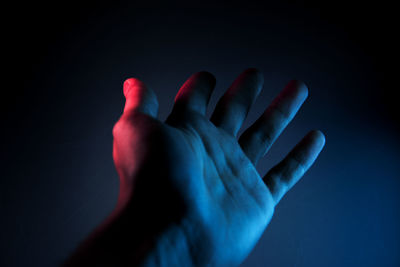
[2,1,399,266]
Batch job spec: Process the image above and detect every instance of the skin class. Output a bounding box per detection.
[64,68,325,266]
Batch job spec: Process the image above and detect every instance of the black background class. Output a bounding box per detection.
[2,1,399,266]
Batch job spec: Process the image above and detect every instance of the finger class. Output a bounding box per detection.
[264,130,325,205]
[172,71,216,115]
[123,78,159,118]
[239,80,308,164]
[210,68,264,136]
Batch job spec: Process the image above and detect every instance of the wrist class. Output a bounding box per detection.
[64,190,199,266]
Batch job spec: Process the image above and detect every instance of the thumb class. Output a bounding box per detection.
[123,78,159,118]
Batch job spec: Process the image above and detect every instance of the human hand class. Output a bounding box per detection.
[66,69,325,266]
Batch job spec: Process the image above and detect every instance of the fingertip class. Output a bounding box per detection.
[310,129,325,146]
[122,78,158,117]
[244,67,262,74]
[195,71,217,85]
[306,130,326,157]
[287,80,309,100]
[123,78,146,98]
[244,67,264,84]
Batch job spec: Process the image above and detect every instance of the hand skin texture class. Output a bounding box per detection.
[64,69,325,267]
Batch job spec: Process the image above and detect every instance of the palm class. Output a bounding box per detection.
[163,110,273,264]
[112,69,325,266]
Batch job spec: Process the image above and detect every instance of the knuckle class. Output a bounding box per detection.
[112,112,142,138]
[112,117,131,137]
[112,120,123,137]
